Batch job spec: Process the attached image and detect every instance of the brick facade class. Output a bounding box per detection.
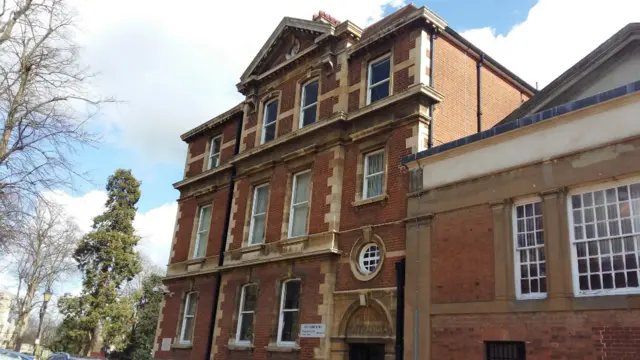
[155,5,533,360]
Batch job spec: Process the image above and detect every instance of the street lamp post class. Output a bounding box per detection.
[33,288,53,359]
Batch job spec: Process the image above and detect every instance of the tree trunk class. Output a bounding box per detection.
[88,322,102,356]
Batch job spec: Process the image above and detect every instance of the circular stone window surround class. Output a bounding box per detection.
[349,233,386,282]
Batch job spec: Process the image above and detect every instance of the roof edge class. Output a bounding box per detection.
[497,22,640,125]
[402,79,640,165]
[239,17,334,82]
[443,27,537,95]
[180,102,244,141]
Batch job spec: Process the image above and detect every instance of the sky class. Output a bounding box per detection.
[21,0,640,278]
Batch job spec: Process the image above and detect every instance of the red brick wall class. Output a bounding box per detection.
[155,276,218,360]
[228,178,249,251]
[213,258,328,360]
[207,187,231,257]
[431,311,640,360]
[172,199,196,263]
[171,188,232,263]
[340,125,411,231]
[308,150,331,234]
[277,115,293,137]
[220,119,239,163]
[335,223,405,291]
[480,66,527,130]
[432,36,478,146]
[265,166,287,243]
[431,205,494,303]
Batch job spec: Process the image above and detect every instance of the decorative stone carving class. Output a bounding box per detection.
[345,306,390,338]
[285,37,301,60]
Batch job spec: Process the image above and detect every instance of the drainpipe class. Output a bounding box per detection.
[395,258,406,360]
[427,28,437,149]
[476,53,484,133]
[203,105,244,360]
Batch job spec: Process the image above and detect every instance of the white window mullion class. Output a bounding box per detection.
[235,284,256,344]
[193,205,211,258]
[179,292,196,344]
[299,80,318,128]
[288,171,310,238]
[208,135,222,170]
[277,280,300,346]
[249,184,269,245]
[513,200,546,300]
[363,150,384,199]
[569,179,640,296]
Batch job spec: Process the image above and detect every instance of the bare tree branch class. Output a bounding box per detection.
[0,0,112,251]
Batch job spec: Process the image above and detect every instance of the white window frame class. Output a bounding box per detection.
[366,54,391,105]
[193,205,212,258]
[208,135,222,170]
[288,170,311,238]
[248,183,269,245]
[363,150,385,200]
[235,284,256,345]
[512,198,547,300]
[179,292,197,344]
[567,177,640,297]
[358,243,381,274]
[261,99,278,144]
[276,279,300,347]
[299,80,318,128]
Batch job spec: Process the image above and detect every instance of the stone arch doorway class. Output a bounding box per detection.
[331,298,395,360]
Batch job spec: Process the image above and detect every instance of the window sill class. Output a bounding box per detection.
[171,343,192,350]
[185,257,206,265]
[352,194,388,208]
[240,244,264,254]
[227,343,253,351]
[265,344,301,353]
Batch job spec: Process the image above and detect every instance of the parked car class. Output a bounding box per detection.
[45,353,102,360]
[0,350,34,360]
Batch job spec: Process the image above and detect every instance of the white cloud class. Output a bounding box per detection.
[44,190,177,268]
[71,0,405,164]
[134,202,178,266]
[460,0,640,89]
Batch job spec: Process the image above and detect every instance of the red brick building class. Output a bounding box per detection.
[402,24,640,360]
[153,5,533,360]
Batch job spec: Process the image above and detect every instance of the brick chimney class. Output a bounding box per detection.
[312,11,340,26]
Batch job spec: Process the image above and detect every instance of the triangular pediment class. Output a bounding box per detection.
[240,17,334,81]
[498,23,640,125]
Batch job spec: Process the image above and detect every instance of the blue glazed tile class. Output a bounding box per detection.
[402,80,640,165]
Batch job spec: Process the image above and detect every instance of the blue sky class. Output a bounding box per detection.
[74,0,541,214]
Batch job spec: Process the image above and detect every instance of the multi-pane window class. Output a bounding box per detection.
[485,341,526,360]
[363,150,384,199]
[208,135,222,170]
[570,180,640,295]
[513,201,546,299]
[179,292,197,344]
[288,171,310,238]
[249,184,269,245]
[235,284,257,344]
[277,280,300,346]
[359,244,381,274]
[367,54,390,104]
[193,205,212,258]
[300,80,318,128]
[261,99,278,144]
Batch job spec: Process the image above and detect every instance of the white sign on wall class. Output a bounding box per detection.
[161,338,172,351]
[300,324,326,338]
